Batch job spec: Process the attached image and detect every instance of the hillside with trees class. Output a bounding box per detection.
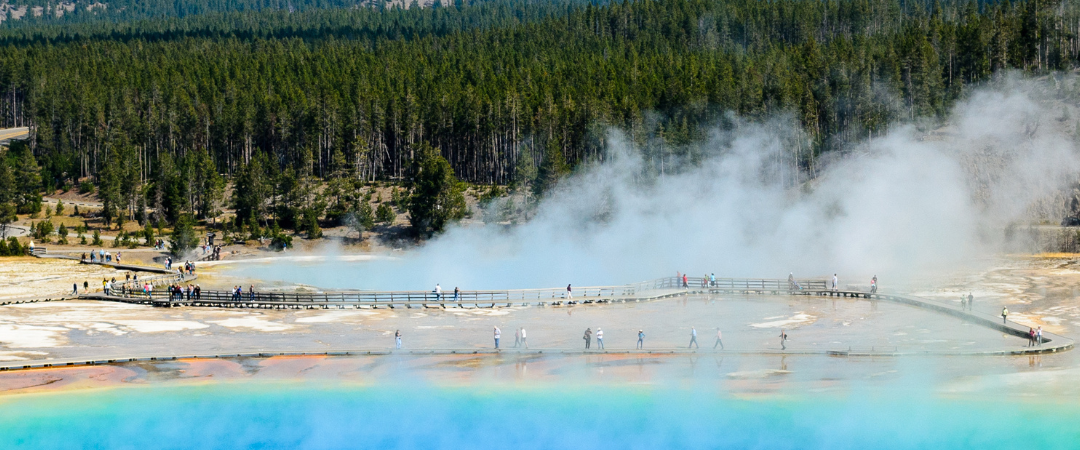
[1,0,1079,243]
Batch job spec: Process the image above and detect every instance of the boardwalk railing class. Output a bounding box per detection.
[86,276,827,308]
[110,272,193,292]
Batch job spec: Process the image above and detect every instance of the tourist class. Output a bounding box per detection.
[637,330,644,349]
[195,285,201,300]
[832,274,838,291]
[1037,327,1043,345]
[454,287,460,302]
[961,296,967,311]
[115,252,121,264]
[83,281,88,291]
[780,329,788,350]
[710,273,716,287]
[520,328,528,349]
[682,274,688,288]
[870,275,877,294]
[72,283,78,295]
[702,275,708,288]
[395,330,402,349]
[596,328,604,349]
[714,328,724,350]
[1028,328,1036,347]
[494,326,501,349]
[688,327,698,348]
[566,284,573,300]
[968,293,974,310]
[583,328,592,349]
[249,285,254,301]
[514,327,521,348]
[788,272,795,290]
[1002,306,1009,324]
[435,284,442,301]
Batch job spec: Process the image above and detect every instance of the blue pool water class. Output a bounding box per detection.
[1,381,1077,449]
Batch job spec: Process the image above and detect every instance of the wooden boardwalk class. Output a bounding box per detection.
[80,277,826,309]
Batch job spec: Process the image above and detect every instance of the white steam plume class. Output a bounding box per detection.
[235,75,1080,290]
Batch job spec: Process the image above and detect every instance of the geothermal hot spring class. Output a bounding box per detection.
[3,253,1080,449]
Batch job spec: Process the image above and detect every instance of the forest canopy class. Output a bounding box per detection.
[1,0,1078,233]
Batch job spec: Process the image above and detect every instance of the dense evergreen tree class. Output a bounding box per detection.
[408,142,467,236]
[169,214,199,257]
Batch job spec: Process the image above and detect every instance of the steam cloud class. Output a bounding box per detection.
[235,74,1080,290]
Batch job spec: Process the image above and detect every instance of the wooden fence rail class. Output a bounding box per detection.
[90,276,829,308]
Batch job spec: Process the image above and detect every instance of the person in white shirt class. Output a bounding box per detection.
[596,328,604,349]
[520,328,528,348]
[494,326,501,349]
[832,274,838,291]
[435,284,442,301]
[714,328,724,349]
[688,327,699,348]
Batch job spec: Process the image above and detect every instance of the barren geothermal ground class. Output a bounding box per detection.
[0,255,1076,396]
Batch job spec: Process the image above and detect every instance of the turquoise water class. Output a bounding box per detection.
[1,382,1077,449]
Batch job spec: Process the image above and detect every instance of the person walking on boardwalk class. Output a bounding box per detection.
[788,273,795,290]
[596,328,605,349]
[494,326,501,349]
[710,273,716,287]
[514,327,521,348]
[435,284,442,301]
[566,284,573,300]
[1028,328,1036,347]
[454,287,460,302]
[583,328,592,349]
[870,275,878,294]
[1037,327,1043,345]
[780,329,788,350]
[1002,306,1009,324]
[682,274,689,288]
[968,293,974,310]
[960,296,967,311]
[637,330,645,349]
[688,327,699,348]
[520,328,528,349]
[832,274,838,291]
[395,330,402,349]
[714,328,724,350]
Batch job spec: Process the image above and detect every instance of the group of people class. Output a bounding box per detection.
[961,293,975,310]
[1027,326,1043,347]
[230,285,255,301]
[202,244,223,260]
[673,272,715,288]
[83,249,119,264]
[166,284,202,301]
[431,284,462,301]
